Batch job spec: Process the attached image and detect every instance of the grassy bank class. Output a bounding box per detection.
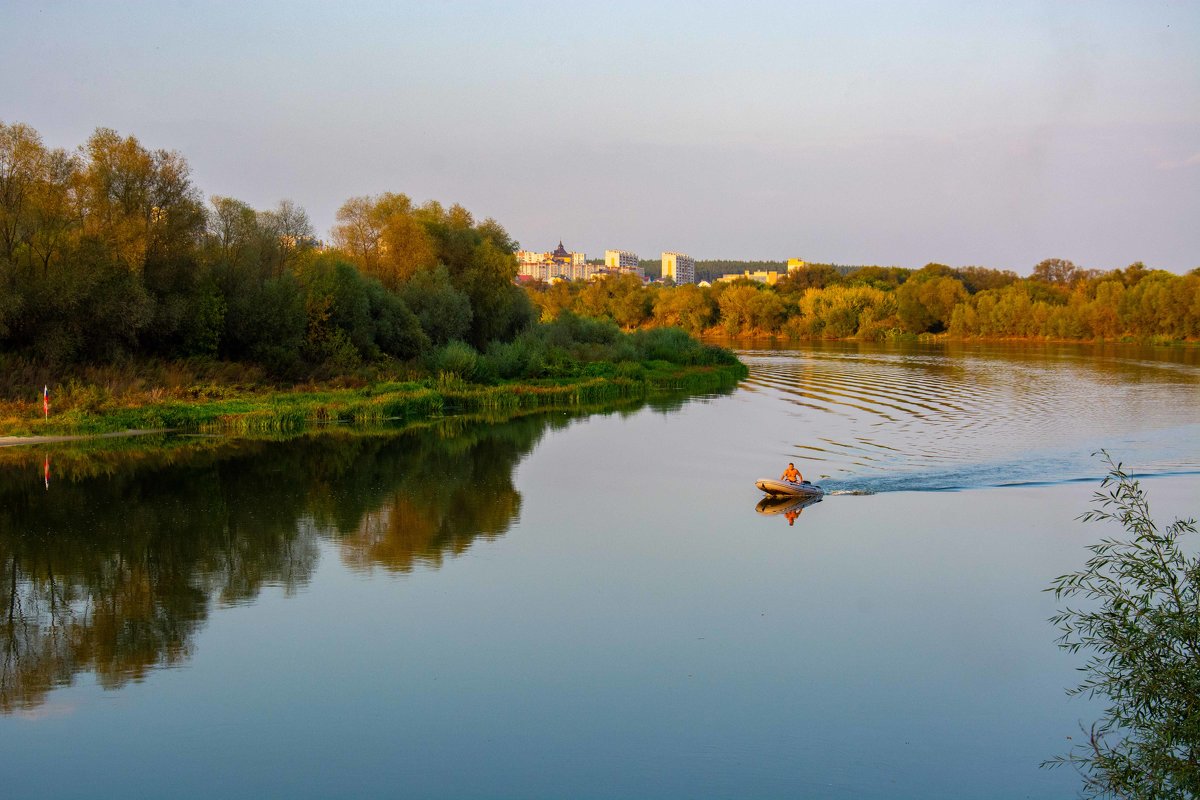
[0,360,746,438]
[1,316,746,437]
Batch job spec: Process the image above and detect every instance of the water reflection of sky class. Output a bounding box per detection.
[2,342,1197,799]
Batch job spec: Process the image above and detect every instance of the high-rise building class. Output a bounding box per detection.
[605,250,641,276]
[661,251,695,284]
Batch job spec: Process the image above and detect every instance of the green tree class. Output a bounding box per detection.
[846,265,910,290]
[775,263,843,294]
[956,265,1019,294]
[652,283,717,334]
[1047,454,1200,798]
[297,253,427,367]
[397,263,472,346]
[717,284,761,335]
[896,275,967,333]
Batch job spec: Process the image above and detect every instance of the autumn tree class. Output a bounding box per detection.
[1033,258,1081,286]
[896,275,968,333]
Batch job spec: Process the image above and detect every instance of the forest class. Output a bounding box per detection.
[527,259,1200,341]
[3,119,1196,403]
[0,122,537,386]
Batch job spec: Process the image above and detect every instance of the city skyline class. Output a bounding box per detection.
[3,1,1197,272]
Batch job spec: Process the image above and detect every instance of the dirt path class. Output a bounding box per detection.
[0,429,164,448]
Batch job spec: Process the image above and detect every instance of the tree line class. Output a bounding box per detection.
[0,122,534,378]
[525,259,1200,341]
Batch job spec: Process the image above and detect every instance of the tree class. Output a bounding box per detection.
[717,284,761,335]
[775,264,842,293]
[1033,258,1081,286]
[896,275,967,333]
[397,263,471,346]
[956,266,1018,294]
[258,199,313,277]
[652,283,717,334]
[0,121,47,262]
[846,265,910,290]
[206,196,260,267]
[1047,453,1200,798]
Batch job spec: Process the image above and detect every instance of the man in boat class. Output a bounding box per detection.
[780,463,803,483]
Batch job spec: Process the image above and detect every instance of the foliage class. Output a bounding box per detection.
[0,121,546,382]
[522,259,1198,341]
[431,340,479,379]
[396,263,472,346]
[333,192,534,348]
[1046,453,1200,798]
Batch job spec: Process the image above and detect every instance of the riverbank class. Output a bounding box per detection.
[0,361,747,438]
[702,330,1200,346]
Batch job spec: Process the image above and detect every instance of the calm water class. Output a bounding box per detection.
[2,342,1197,799]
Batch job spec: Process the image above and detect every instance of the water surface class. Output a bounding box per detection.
[2,341,1197,799]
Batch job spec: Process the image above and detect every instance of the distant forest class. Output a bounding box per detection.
[525,260,1200,341]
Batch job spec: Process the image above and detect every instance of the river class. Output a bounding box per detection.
[2,341,1197,799]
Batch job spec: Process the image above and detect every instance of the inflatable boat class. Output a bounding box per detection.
[755,478,825,498]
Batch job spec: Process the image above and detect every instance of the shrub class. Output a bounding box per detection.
[1046,453,1200,798]
[632,327,703,364]
[432,340,478,379]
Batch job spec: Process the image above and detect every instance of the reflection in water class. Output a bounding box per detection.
[0,414,569,714]
[754,494,822,526]
[738,341,1200,492]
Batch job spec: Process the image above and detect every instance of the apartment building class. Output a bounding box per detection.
[604,249,641,276]
[661,251,695,285]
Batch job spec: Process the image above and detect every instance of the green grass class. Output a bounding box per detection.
[0,362,747,438]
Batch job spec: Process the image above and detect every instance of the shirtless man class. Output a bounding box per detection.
[780,462,803,483]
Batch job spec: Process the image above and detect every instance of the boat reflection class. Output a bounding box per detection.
[755,493,823,525]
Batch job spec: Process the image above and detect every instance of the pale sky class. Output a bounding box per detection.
[4,1,1198,271]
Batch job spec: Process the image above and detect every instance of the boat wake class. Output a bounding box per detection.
[819,462,1200,495]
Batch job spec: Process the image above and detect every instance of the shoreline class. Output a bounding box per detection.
[701,331,1200,346]
[0,364,747,440]
[0,429,165,448]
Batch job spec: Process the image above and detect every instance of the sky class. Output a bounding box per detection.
[3,0,1198,272]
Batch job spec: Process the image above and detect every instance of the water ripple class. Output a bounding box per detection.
[738,344,1200,492]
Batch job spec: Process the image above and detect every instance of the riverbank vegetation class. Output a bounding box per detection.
[1047,454,1199,798]
[0,313,743,436]
[0,122,742,435]
[525,260,1200,342]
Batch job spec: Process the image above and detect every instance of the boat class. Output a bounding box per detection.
[755,478,825,498]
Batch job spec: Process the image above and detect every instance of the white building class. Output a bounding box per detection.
[517,241,590,281]
[661,251,695,284]
[604,249,641,277]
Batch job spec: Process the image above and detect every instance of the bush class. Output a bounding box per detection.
[1046,453,1200,798]
[481,337,545,380]
[542,311,620,346]
[397,264,472,346]
[431,340,478,379]
[632,327,704,364]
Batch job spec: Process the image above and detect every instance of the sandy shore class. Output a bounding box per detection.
[0,430,163,448]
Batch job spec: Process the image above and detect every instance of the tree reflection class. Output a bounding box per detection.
[0,413,562,714]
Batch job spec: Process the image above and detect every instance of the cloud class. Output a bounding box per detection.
[1157,152,1200,170]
